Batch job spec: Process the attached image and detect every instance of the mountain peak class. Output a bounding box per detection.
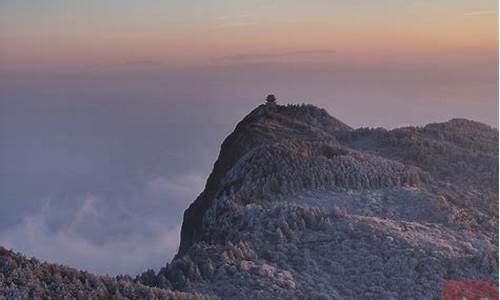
[3,99,496,299]
[245,102,352,132]
[165,101,497,299]
[178,102,352,255]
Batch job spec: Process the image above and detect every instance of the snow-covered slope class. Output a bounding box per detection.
[149,103,498,299]
[1,102,497,299]
[0,247,211,299]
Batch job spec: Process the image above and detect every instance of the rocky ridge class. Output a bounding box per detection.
[155,103,498,299]
[1,102,498,299]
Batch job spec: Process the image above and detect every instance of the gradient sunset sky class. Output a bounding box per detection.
[1,0,498,68]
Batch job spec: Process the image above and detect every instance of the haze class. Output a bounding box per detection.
[0,0,497,275]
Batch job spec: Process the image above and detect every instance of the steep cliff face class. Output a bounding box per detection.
[179,104,352,256]
[162,103,498,299]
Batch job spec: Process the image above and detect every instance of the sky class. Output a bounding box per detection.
[0,1,498,275]
[0,0,498,67]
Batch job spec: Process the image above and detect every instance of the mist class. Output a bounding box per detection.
[0,60,497,275]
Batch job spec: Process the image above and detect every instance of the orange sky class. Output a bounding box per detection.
[0,0,497,68]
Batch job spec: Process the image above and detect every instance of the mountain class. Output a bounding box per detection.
[150,102,498,299]
[1,101,498,299]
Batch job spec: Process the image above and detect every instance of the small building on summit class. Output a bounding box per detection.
[265,94,277,105]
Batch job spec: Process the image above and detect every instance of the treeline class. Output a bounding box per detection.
[0,247,212,300]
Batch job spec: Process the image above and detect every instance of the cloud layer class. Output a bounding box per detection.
[0,174,204,275]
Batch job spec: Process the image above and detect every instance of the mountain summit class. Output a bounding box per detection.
[155,102,497,299]
[1,101,498,299]
[179,103,353,256]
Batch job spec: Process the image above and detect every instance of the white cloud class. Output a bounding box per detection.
[0,192,184,275]
[0,171,207,275]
